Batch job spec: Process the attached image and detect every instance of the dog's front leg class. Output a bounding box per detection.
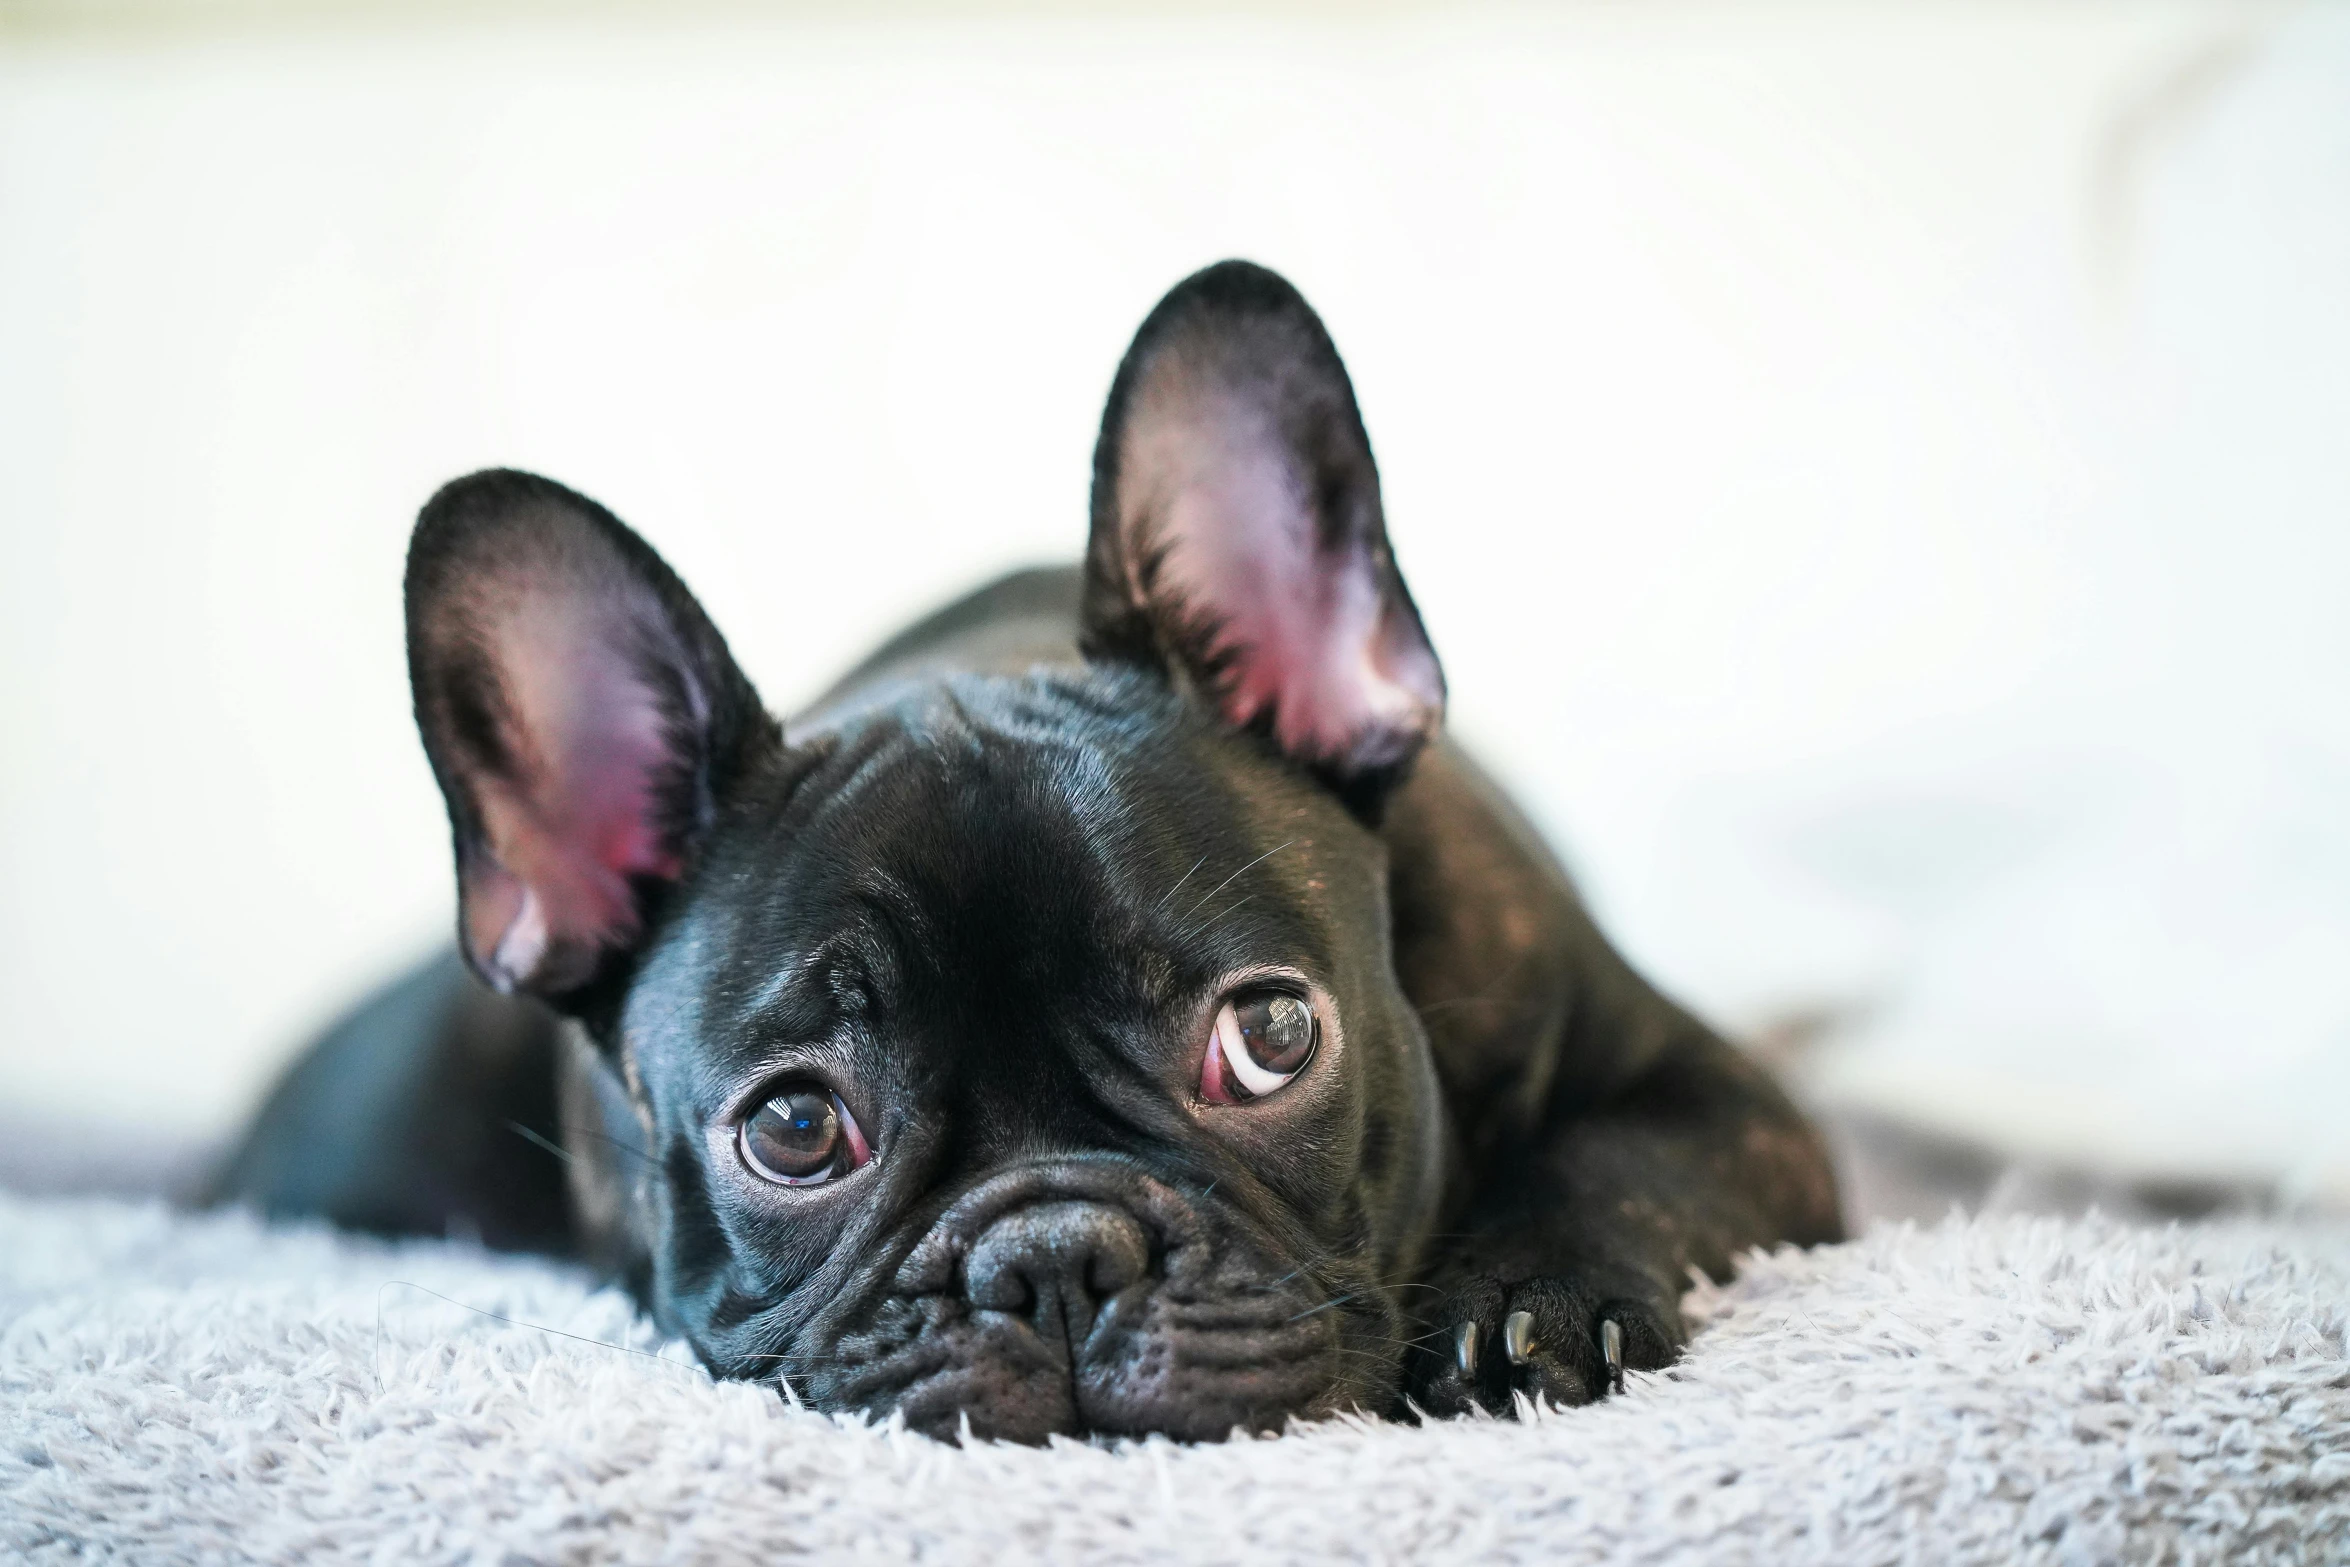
[1409,1030,1842,1415]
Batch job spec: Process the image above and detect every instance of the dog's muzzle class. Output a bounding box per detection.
[802,1161,1360,1442]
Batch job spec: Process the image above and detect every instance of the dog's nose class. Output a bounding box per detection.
[964,1200,1150,1348]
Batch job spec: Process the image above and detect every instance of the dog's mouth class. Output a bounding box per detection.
[743,1164,1400,1442]
[819,1271,1363,1442]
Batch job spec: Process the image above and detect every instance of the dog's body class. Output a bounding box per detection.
[215,263,1840,1440]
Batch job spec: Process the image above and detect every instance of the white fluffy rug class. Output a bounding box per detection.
[3,1195,2345,1565]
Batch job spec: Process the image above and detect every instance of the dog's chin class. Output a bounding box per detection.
[805,1288,1392,1445]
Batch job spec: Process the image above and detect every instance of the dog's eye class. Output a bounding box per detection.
[739,1084,869,1186]
[1202,989,1319,1103]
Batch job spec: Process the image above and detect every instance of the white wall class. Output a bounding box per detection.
[3,2,2345,1198]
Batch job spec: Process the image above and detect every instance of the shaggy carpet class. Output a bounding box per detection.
[2,1195,2345,1565]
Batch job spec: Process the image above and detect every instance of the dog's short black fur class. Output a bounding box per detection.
[214,262,1841,1441]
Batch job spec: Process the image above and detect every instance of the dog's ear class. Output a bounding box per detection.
[406,470,778,1002]
[1082,261,1444,810]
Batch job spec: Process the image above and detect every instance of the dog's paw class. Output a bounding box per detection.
[1409,1273,1682,1416]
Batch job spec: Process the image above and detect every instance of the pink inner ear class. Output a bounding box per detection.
[463,586,699,992]
[1138,395,1443,769]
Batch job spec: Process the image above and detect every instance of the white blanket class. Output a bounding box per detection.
[3,1196,2345,1565]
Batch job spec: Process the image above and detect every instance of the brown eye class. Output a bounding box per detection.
[739,1084,867,1185]
[1202,989,1319,1103]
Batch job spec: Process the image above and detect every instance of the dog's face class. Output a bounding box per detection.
[620,667,1450,1439]
[405,263,1454,1439]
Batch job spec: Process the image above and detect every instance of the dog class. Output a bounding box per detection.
[213,260,1842,1442]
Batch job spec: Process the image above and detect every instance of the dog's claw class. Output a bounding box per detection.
[1453,1320,1480,1378]
[1502,1310,1535,1366]
[1601,1317,1625,1395]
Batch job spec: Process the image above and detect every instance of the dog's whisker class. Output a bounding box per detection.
[1186,894,1256,943]
[372,1280,707,1396]
[1150,851,1212,916]
[553,1120,660,1171]
[730,1348,858,1368]
[1179,840,1294,924]
[504,1119,574,1166]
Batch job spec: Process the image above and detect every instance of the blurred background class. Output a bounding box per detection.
[3,0,2345,1219]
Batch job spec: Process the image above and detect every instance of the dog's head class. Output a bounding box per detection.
[406,262,1454,1440]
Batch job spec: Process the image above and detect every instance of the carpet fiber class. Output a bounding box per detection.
[3,1195,2345,1564]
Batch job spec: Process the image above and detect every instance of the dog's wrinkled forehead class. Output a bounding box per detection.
[620,668,1374,1119]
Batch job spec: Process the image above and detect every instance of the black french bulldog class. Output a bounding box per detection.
[214,261,1841,1442]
